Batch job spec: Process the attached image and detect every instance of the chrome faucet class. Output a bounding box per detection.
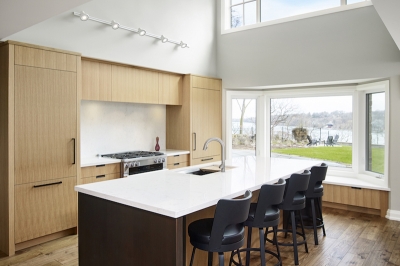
[203,137,225,172]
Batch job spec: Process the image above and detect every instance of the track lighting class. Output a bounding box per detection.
[73,11,189,48]
[160,35,168,43]
[138,28,146,36]
[80,11,89,21]
[111,20,120,30]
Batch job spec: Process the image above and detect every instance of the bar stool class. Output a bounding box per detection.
[304,163,328,245]
[230,179,286,266]
[188,190,252,266]
[266,171,310,265]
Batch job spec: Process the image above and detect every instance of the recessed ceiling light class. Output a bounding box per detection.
[161,35,168,43]
[80,11,89,21]
[111,20,120,30]
[138,28,146,36]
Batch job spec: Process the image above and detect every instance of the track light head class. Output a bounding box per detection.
[160,35,168,43]
[80,11,89,21]
[111,20,120,30]
[138,28,146,36]
[180,41,187,48]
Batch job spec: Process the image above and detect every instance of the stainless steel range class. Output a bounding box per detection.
[101,151,166,177]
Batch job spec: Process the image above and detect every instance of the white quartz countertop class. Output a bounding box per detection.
[75,156,319,218]
[81,149,190,167]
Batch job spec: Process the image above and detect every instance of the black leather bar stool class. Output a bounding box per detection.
[266,171,310,265]
[188,190,252,266]
[230,179,286,266]
[304,163,328,245]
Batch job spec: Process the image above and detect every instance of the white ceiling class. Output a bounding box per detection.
[371,0,400,50]
[0,0,92,39]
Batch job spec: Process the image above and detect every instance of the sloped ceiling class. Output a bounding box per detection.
[0,0,92,39]
[372,0,400,50]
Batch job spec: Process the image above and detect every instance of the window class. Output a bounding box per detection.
[226,80,389,187]
[232,98,257,157]
[366,92,385,175]
[270,96,353,169]
[224,0,370,31]
[231,0,257,28]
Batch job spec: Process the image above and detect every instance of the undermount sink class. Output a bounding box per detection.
[186,170,215,176]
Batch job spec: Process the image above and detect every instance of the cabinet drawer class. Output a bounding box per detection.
[81,173,120,184]
[81,163,120,178]
[15,176,77,243]
[167,161,189,170]
[191,155,221,166]
[167,154,189,164]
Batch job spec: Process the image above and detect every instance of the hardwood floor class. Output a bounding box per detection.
[0,207,399,266]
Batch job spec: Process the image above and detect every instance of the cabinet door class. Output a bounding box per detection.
[14,66,77,185]
[112,65,159,104]
[192,88,221,160]
[159,73,182,105]
[82,60,112,101]
[14,176,77,243]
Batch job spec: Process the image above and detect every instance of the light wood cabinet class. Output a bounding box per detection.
[159,73,182,105]
[166,75,222,166]
[82,60,112,101]
[0,41,80,255]
[322,184,388,217]
[80,163,121,184]
[14,66,77,185]
[14,176,77,243]
[167,154,189,169]
[111,64,159,104]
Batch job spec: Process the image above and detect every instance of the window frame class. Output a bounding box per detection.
[222,0,372,34]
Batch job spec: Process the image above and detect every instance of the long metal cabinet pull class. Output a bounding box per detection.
[33,181,63,188]
[193,133,196,151]
[201,158,213,161]
[72,138,76,165]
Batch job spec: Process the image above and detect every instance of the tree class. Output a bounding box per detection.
[235,99,253,134]
[270,99,298,137]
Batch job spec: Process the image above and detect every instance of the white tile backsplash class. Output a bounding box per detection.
[81,101,166,158]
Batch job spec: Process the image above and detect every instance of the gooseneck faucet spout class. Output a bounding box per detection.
[203,137,225,172]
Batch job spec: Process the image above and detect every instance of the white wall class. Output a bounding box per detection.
[80,101,166,158]
[217,4,400,88]
[3,0,218,77]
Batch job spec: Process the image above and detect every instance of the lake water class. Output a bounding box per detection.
[232,122,385,145]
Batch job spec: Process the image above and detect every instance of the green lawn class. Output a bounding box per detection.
[272,146,384,174]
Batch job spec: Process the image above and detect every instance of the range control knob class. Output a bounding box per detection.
[161,158,165,163]
[158,158,163,163]
[134,161,140,167]
[154,159,158,163]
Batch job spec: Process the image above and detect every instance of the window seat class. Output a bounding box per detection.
[322,176,389,217]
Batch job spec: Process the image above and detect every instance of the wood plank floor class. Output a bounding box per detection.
[0,207,399,266]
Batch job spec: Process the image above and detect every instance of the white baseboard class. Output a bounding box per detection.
[385,209,400,221]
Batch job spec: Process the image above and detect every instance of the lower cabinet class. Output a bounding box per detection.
[191,156,221,166]
[80,163,121,184]
[167,154,189,169]
[14,176,77,244]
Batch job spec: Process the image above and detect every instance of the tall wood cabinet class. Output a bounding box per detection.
[0,41,80,255]
[166,75,222,165]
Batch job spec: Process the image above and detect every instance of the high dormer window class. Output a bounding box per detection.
[225,0,370,33]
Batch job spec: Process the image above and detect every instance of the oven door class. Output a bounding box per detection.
[128,163,164,175]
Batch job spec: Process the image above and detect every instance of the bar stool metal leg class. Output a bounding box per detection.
[259,228,266,266]
[316,197,326,236]
[290,211,299,265]
[190,247,196,266]
[298,211,308,253]
[246,227,252,266]
[311,198,318,245]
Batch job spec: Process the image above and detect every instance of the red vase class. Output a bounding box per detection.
[155,136,160,151]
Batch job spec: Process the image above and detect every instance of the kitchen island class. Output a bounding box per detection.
[75,156,320,265]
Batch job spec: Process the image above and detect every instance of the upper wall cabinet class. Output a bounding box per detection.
[159,73,182,105]
[81,58,182,105]
[82,60,112,101]
[111,64,159,104]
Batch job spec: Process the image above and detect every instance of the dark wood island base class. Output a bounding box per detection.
[78,193,184,266]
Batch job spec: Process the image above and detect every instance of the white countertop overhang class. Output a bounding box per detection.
[75,156,319,218]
